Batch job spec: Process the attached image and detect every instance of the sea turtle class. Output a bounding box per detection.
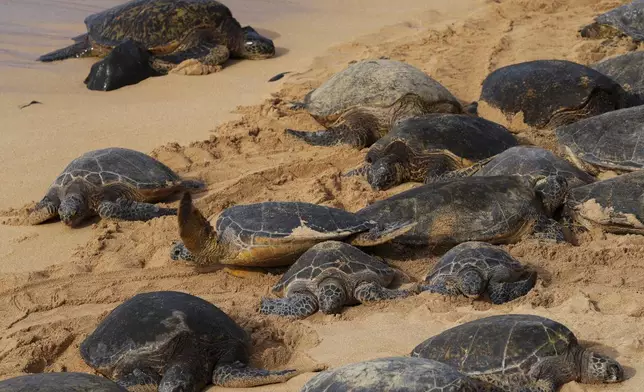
[580,0,644,41]
[410,314,625,392]
[345,113,518,190]
[565,169,644,234]
[171,192,415,267]
[259,241,413,318]
[592,51,644,106]
[356,175,569,247]
[301,356,498,392]
[37,0,275,78]
[0,372,127,392]
[421,241,537,304]
[27,147,204,227]
[80,291,300,390]
[470,146,595,188]
[480,59,627,129]
[555,105,644,175]
[285,59,464,149]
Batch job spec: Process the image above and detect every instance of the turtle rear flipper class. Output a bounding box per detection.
[38,35,93,62]
[487,271,537,305]
[212,361,298,388]
[349,220,417,246]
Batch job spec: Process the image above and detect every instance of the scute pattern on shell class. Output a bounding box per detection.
[0,372,127,392]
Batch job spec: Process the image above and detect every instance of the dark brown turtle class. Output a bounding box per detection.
[0,373,127,392]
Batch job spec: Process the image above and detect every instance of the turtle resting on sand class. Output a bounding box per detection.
[27,147,204,227]
[565,170,644,234]
[172,192,415,267]
[259,241,413,318]
[411,314,625,392]
[556,105,644,175]
[480,59,627,129]
[301,356,497,392]
[0,372,127,392]
[356,175,569,247]
[345,113,518,190]
[592,51,644,106]
[580,0,644,41]
[421,241,536,304]
[37,0,275,81]
[470,146,595,188]
[80,291,300,390]
[285,59,464,149]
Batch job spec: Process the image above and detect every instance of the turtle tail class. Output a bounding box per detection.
[178,192,215,261]
[38,34,93,62]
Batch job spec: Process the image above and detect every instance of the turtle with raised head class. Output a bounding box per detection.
[421,241,536,304]
[556,104,644,175]
[80,291,300,391]
[565,169,644,234]
[301,356,500,392]
[411,314,625,392]
[356,174,569,247]
[27,147,204,227]
[580,0,644,41]
[37,0,275,80]
[171,192,415,267]
[480,59,627,129]
[0,372,127,392]
[469,146,595,188]
[259,241,413,318]
[345,113,518,190]
[285,59,464,149]
[592,51,644,106]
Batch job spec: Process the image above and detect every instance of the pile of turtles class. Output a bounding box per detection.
[8,0,644,391]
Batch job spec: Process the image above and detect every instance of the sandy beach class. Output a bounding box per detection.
[1,0,643,391]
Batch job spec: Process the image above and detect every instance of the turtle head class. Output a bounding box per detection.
[581,350,624,384]
[58,193,90,227]
[170,240,195,262]
[534,175,568,216]
[317,277,347,314]
[368,155,406,191]
[456,268,485,299]
[238,26,275,60]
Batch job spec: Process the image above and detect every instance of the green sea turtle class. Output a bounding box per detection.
[171,192,415,267]
[592,51,644,106]
[259,241,413,318]
[470,146,595,188]
[556,105,644,175]
[565,169,644,234]
[27,147,204,227]
[301,356,499,392]
[580,0,644,41]
[411,314,625,392]
[480,59,627,129]
[80,291,300,390]
[0,373,127,392]
[356,175,569,247]
[345,113,518,190]
[285,59,464,149]
[421,241,536,304]
[37,0,275,76]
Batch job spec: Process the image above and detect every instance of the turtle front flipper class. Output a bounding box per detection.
[419,277,462,296]
[349,220,417,246]
[38,34,93,62]
[354,281,413,302]
[115,368,160,389]
[158,44,230,75]
[487,271,537,305]
[517,379,556,392]
[424,155,495,184]
[212,361,298,388]
[530,215,566,243]
[27,195,60,225]
[259,291,318,318]
[343,163,371,178]
[97,198,177,222]
[159,347,211,392]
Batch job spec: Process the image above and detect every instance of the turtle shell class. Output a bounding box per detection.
[303,59,462,124]
[593,0,644,42]
[0,373,127,392]
[555,105,644,172]
[425,241,526,283]
[565,169,644,234]
[411,314,578,378]
[356,175,543,246]
[84,0,240,52]
[301,356,483,392]
[80,291,249,386]
[592,51,644,106]
[480,59,626,129]
[50,147,184,200]
[271,240,396,297]
[474,146,595,188]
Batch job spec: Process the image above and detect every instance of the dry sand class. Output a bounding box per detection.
[1,0,644,391]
